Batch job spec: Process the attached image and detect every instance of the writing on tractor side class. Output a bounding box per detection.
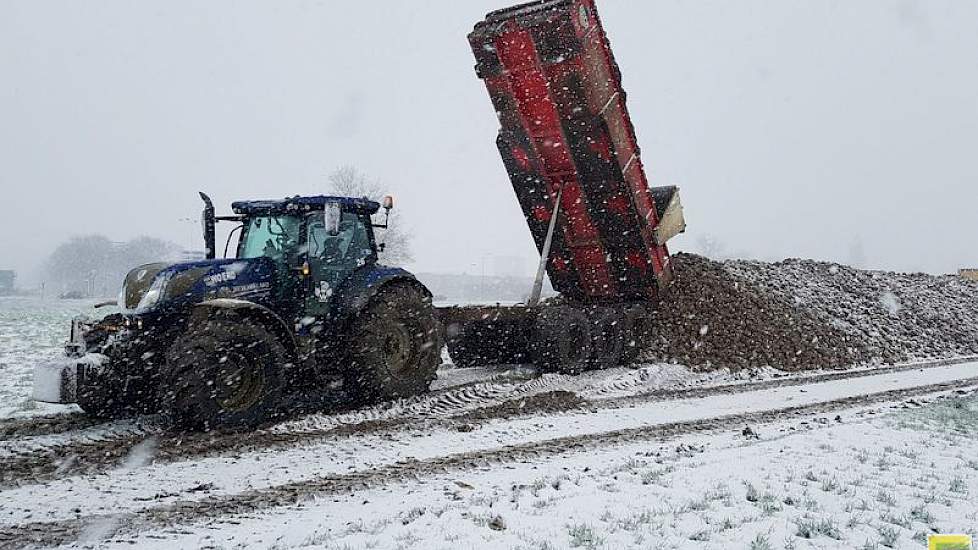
[32,0,684,429]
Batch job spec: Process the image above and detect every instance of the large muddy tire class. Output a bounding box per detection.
[444,324,490,368]
[77,379,129,419]
[621,306,651,365]
[164,315,286,430]
[446,321,531,367]
[532,306,593,374]
[347,283,441,403]
[590,308,626,368]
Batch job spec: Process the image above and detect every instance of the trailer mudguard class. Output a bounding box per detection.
[193,298,298,358]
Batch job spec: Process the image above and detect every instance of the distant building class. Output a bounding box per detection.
[960,269,978,281]
[0,270,14,295]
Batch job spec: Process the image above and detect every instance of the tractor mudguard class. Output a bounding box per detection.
[193,298,298,359]
[332,266,432,322]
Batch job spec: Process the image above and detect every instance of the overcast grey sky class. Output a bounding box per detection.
[1,0,976,285]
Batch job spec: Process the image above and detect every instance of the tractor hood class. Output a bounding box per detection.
[120,258,277,314]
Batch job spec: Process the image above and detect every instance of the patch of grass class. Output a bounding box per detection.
[705,482,732,504]
[876,490,896,507]
[640,467,673,486]
[880,510,911,529]
[688,529,711,542]
[749,533,773,550]
[949,476,968,494]
[795,516,841,539]
[909,503,934,524]
[616,509,661,532]
[567,523,604,549]
[399,507,426,525]
[897,447,919,460]
[877,524,899,548]
[819,476,839,493]
[745,481,760,502]
[894,396,978,435]
[801,495,821,512]
[847,512,866,529]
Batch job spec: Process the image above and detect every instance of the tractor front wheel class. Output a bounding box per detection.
[164,314,286,430]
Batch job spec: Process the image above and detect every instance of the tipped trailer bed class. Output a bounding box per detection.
[440,0,685,371]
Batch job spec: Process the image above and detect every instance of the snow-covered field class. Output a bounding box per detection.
[0,297,102,419]
[2,297,978,549]
[105,393,978,550]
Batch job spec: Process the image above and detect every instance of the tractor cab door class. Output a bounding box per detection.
[304,211,374,318]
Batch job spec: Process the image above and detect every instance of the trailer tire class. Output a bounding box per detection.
[444,324,488,368]
[446,321,531,367]
[347,283,441,403]
[621,306,651,365]
[164,314,286,430]
[590,309,626,368]
[532,306,592,374]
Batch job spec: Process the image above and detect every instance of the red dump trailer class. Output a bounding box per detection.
[439,0,685,372]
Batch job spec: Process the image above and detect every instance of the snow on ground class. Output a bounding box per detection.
[4,361,977,536]
[88,393,978,550]
[0,297,99,419]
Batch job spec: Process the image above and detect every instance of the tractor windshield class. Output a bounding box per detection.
[238,215,301,263]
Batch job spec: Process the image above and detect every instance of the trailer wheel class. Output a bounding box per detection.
[446,321,531,367]
[164,314,285,430]
[621,306,651,365]
[590,309,626,368]
[347,283,441,402]
[444,324,487,368]
[532,306,592,373]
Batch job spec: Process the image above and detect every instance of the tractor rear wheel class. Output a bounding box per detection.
[347,284,441,403]
[532,306,593,374]
[164,314,286,430]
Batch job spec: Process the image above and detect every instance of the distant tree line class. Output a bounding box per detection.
[42,235,180,298]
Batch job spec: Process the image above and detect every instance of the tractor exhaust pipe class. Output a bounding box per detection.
[199,192,216,260]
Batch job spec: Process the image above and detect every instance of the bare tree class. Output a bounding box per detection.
[328,166,414,265]
[42,235,179,297]
[696,234,728,260]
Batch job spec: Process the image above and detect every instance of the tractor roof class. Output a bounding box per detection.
[231,195,380,216]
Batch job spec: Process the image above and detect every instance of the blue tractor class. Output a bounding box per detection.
[34,193,442,429]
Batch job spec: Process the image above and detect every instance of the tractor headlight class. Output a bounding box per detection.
[135,272,172,313]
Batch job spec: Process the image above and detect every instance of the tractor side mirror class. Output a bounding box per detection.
[382,195,394,211]
[324,202,341,236]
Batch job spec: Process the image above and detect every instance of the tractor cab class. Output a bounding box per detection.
[201,193,394,318]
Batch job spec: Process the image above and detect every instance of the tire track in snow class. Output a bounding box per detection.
[1,355,975,489]
[2,376,976,549]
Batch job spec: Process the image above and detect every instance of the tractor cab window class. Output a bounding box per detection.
[239,215,301,263]
[307,212,372,266]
